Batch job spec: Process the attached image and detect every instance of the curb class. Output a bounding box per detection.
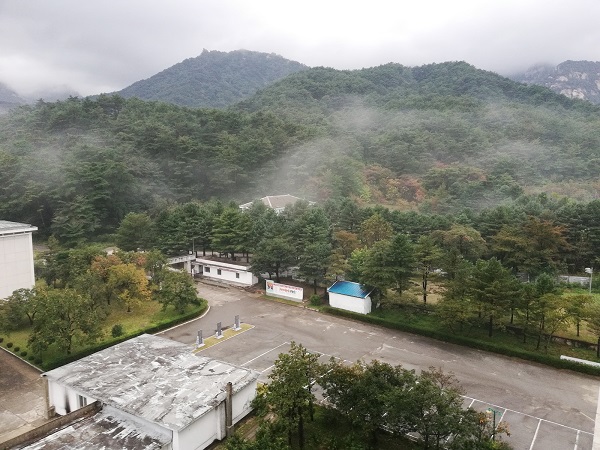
[155,305,212,335]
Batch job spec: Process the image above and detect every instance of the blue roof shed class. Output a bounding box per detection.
[327,281,372,298]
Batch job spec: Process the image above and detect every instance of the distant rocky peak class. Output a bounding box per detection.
[511,60,600,104]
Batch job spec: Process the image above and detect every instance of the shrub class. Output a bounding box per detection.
[28,355,34,361]
[34,358,42,365]
[20,351,27,357]
[310,294,322,306]
[111,324,124,338]
[6,342,13,348]
[0,337,3,343]
[13,346,20,352]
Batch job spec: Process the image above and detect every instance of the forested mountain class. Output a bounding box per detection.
[1,61,600,241]
[111,49,308,108]
[511,60,600,104]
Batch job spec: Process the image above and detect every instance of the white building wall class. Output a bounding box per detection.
[47,379,96,415]
[329,292,371,314]
[173,410,217,450]
[232,381,258,424]
[0,232,36,299]
[197,259,257,286]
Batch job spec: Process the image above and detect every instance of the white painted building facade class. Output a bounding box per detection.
[0,220,37,300]
[196,257,257,286]
[42,334,259,450]
[327,280,373,315]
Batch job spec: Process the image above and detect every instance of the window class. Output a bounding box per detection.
[204,267,210,273]
[78,395,87,408]
[217,269,222,275]
[235,273,240,279]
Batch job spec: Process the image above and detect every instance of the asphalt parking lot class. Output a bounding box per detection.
[162,282,600,450]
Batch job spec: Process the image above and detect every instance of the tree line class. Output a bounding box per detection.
[0,245,199,356]
[227,342,511,450]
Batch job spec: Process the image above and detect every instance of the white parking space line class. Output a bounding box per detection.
[575,429,580,450]
[594,385,600,450]
[241,341,289,367]
[529,419,541,450]
[465,396,593,437]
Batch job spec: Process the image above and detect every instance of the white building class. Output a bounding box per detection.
[327,280,374,315]
[195,257,257,286]
[0,220,37,300]
[239,194,313,214]
[36,334,259,450]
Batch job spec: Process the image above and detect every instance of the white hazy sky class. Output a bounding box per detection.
[1,0,599,97]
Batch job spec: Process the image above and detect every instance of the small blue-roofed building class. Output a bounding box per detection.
[327,280,373,315]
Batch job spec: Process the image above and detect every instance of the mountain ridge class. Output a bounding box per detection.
[110,49,308,108]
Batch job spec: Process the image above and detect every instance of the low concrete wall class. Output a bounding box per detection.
[0,401,102,449]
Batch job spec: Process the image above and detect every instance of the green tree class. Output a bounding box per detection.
[432,224,486,279]
[28,288,103,355]
[106,263,152,312]
[359,234,414,299]
[414,235,444,304]
[255,342,321,449]
[566,294,592,337]
[408,368,469,449]
[298,242,331,294]
[358,213,393,247]
[115,212,155,251]
[470,258,520,337]
[586,302,600,358]
[0,288,39,330]
[156,271,198,313]
[251,237,297,282]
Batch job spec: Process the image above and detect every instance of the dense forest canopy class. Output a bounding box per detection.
[1,61,600,244]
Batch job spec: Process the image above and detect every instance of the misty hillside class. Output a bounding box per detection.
[0,82,25,115]
[511,60,600,104]
[111,49,308,108]
[1,61,600,238]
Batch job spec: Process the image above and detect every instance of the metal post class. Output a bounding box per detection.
[586,267,593,294]
[234,315,240,331]
[216,322,223,339]
[196,330,204,348]
[487,408,499,441]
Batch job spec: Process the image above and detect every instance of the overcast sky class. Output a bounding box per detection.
[1,0,599,98]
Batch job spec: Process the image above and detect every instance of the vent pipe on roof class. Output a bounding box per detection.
[225,381,233,437]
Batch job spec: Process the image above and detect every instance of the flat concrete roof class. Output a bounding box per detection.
[43,334,259,432]
[0,220,37,235]
[18,410,169,450]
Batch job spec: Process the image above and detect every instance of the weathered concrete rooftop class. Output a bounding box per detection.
[0,220,37,235]
[18,410,170,450]
[43,334,259,431]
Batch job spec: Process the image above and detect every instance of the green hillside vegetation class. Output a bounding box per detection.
[114,49,308,108]
[1,61,600,244]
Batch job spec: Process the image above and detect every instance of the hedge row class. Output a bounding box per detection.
[41,301,208,370]
[321,306,600,377]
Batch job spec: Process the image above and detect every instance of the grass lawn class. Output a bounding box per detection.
[369,305,600,363]
[0,299,206,369]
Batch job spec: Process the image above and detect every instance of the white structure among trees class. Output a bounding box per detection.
[0,220,37,300]
[327,280,373,315]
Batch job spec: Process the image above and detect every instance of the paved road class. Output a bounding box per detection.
[0,347,46,444]
[161,282,600,450]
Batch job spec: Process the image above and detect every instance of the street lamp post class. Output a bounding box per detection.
[486,408,500,441]
[585,267,593,294]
